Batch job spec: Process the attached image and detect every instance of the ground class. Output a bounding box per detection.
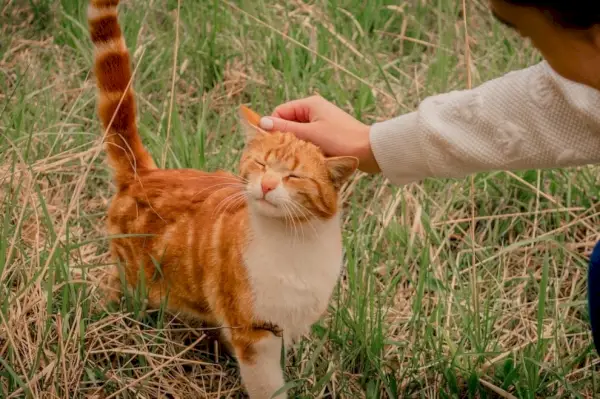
[1,0,599,397]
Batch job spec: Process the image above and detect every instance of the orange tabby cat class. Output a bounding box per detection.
[88,0,357,397]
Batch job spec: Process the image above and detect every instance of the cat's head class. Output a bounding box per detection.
[238,105,358,220]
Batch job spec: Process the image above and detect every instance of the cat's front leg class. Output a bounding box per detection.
[232,331,287,399]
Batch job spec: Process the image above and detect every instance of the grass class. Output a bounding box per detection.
[1,0,599,397]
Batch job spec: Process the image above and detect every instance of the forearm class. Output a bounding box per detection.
[370,61,600,185]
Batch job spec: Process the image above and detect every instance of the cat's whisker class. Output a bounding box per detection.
[213,192,248,216]
[294,209,309,245]
[291,204,307,245]
[191,182,246,201]
[290,202,319,244]
[221,193,248,215]
[285,200,319,240]
[279,202,291,240]
[287,201,307,245]
[213,196,239,217]
[193,183,245,202]
[227,193,248,212]
[218,191,248,212]
[290,205,302,245]
[189,175,247,185]
[281,201,300,246]
[289,200,317,225]
[213,194,240,215]
[288,199,316,220]
[279,201,291,234]
[216,173,248,184]
[194,175,245,181]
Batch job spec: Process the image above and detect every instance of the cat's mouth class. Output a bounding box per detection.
[256,198,277,208]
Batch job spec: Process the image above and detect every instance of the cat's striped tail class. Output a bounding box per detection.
[88,0,155,188]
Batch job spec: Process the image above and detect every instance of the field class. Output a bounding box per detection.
[2,0,599,397]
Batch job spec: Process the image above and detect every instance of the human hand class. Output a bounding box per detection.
[258,95,380,173]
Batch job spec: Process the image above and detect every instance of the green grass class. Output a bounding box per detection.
[2,0,599,397]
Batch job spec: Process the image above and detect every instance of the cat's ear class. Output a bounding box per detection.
[239,105,267,143]
[325,156,359,188]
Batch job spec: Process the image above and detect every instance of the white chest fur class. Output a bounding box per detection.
[243,212,344,344]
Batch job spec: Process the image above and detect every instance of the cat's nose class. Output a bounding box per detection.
[261,176,278,195]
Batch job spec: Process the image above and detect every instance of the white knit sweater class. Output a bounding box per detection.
[369,61,600,185]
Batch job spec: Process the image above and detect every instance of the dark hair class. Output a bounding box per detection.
[504,1,600,29]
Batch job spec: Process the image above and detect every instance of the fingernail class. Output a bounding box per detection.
[259,117,274,130]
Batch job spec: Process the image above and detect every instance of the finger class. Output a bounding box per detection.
[271,101,310,122]
[271,96,322,122]
[259,116,314,139]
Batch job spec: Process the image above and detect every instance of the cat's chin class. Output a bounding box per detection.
[256,198,276,208]
[250,198,285,218]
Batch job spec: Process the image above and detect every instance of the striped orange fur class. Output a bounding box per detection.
[88,1,358,398]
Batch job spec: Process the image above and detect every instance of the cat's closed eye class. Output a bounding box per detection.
[254,160,266,168]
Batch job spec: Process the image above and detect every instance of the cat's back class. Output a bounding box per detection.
[108,168,245,227]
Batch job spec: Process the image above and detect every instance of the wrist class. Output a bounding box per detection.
[356,124,381,174]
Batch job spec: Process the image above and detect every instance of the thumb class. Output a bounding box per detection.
[259,116,314,139]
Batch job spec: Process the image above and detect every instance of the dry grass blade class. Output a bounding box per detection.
[161,0,181,168]
[103,334,207,399]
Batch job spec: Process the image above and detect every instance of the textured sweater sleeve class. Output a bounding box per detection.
[369,61,600,185]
